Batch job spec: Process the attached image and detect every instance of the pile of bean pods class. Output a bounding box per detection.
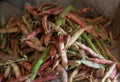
[0,3,120,82]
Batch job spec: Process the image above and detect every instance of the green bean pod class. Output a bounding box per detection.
[30,45,51,80]
[56,5,73,26]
